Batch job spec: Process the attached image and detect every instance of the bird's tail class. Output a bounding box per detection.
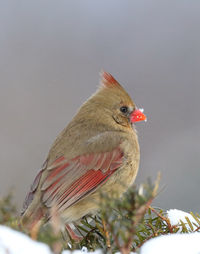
[20,205,44,237]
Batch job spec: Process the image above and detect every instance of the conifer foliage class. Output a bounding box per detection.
[0,176,200,254]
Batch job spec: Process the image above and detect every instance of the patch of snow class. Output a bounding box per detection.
[167,209,198,231]
[115,252,136,254]
[0,225,52,254]
[81,246,88,252]
[62,250,102,254]
[140,232,200,254]
[62,249,136,254]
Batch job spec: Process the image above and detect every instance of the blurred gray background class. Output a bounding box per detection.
[0,0,200,213]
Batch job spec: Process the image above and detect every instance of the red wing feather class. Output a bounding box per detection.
[41,147,123,212]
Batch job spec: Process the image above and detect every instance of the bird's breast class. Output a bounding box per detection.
[100,133,140,197]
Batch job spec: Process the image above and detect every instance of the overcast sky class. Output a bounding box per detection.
[0,0,200,213]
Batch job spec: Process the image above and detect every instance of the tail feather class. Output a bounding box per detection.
[21,206,44,231]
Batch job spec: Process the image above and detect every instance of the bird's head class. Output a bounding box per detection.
[87,71,146,129]
[77,71,146,131]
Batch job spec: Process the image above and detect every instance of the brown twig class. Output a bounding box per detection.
[148,206,176,233]
[194,225,200,232]
[146,223,157,237]
[102,218,111,249]
[120,199,153,254]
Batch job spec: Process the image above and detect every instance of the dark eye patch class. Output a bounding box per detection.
[120,106,128,114]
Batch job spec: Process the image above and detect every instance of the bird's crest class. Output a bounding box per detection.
[100,71,121,89]
[97,70,134,107]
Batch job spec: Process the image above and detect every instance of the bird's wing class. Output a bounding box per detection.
[21,162,45,215]
[22,146,123,215]
[41,147,123,212]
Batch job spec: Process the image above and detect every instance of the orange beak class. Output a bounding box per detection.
[130,108,147,123]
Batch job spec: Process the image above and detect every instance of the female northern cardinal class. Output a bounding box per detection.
[21,71,146,240]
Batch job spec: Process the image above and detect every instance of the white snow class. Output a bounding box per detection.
[140,209,200,254]
[62,248,136,254]
[62,250,102,254]
[0,225,52,254]
[0,226,102,254]
[140,232,200,254]
[167,209,198,231]
[62,248,102,254]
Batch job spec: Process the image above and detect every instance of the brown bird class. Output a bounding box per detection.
[21,71,146,240]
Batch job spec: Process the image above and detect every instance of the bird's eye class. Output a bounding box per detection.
[120,106,128,114]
